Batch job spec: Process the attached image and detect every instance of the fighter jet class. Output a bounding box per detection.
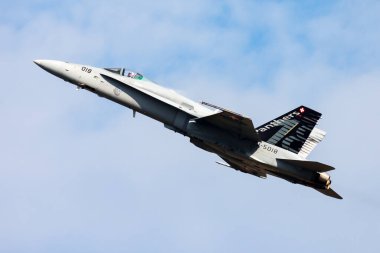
[34,59,342,199]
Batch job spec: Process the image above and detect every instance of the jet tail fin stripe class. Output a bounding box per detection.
[298,127,326,159]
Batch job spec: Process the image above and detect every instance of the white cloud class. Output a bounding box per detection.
[1,1,380,252]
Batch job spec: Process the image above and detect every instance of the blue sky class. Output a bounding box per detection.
[1,1,380,252]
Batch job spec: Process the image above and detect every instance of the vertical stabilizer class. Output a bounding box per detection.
[298,127,326,159]
[257,106,322,155]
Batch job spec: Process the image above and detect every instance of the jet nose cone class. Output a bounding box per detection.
[33,59,66,77]
[33,59,45,68]
[33,60,63,74]
[33,59,52,68]
[33,59,42,66]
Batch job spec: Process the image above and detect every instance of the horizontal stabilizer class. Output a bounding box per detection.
[315,188,343,199]
[277,159,335,172]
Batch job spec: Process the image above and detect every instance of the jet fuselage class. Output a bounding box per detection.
[34,60,341,199]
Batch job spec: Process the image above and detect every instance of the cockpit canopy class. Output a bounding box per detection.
[104,68,145,80]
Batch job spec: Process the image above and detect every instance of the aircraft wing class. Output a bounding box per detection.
[195,107,260,142]
[100,73,197,116]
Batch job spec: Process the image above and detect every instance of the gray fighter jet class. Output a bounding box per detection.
[34,60,342,199]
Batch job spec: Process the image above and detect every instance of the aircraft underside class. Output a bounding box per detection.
[189,137,341,199]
